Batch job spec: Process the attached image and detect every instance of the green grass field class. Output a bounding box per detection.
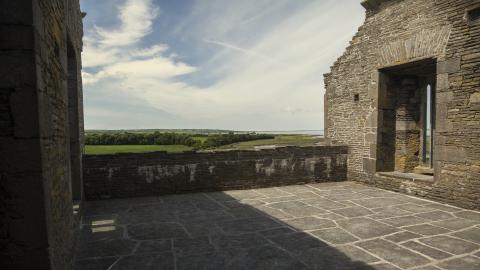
[85,145,193,155]
[85,135,324,155]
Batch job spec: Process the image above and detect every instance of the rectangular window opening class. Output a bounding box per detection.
[467,7,480,23]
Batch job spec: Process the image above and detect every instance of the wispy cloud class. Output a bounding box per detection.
[203,39,282,65]
[94,0,158,47]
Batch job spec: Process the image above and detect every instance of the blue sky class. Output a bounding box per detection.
[80,0,365,130]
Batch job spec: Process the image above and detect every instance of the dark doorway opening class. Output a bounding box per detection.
[376,58,436,177]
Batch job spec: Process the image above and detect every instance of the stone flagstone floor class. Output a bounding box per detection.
[75,181,480,270]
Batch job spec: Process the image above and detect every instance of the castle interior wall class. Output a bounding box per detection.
[324,0,480,209]
[0,1,84,269]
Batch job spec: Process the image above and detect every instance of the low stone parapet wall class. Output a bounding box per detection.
[83,145,348,200]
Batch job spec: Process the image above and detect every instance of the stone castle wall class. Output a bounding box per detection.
[0,1,84,269]
[34,0,85,269]
[324,0,480,209]
[83,146,348,200]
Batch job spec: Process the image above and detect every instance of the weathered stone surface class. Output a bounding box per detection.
[401,241,452,259]
[176,252,226,270]
[284,217,336,231]
[111,253,175,270]
[394,204,435,213]
[385,231,422,243]
[135,240,172,254]
[311,227,359,244]
[173,237,215,256]
[127,223,189,240]
[83,146,348,200]
[414,210,455,221]
[403,224,450,236]
[75,257,119,270]
[77,239,136,259]
[331,206,374,218]
[419,235,479,254]
[210,233,269,250]
[368,207,412,219]
[300,197,348,210]
[227,245,308,270]
[298,246,373,270]
[268,232,327,254]
[452,227,480,244]
[336,244,380,263]
[381,216,427,227]
[268,201,327,217]
[436,256,480,270]
[217,217,281,234]
[431,218,479,230]
[74,183,480,270]
[357,239,430,268]
[338,217,399,239]
[352,197,405,209]
[455,211,480,222]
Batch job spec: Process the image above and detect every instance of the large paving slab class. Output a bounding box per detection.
[75,181,480,270]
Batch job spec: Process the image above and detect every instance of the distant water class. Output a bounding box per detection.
[253,130,324,136]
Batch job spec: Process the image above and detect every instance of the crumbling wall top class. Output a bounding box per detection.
[361,0,398,11]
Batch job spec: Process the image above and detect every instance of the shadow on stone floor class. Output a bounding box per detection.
[75,192,381,269]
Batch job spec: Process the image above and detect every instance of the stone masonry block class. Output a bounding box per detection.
[365,111,378,128]
[0,138,42,173]
[363,158,376,174]
[10,87,39,138]
[365,132,377,144]
[0,25,34,50]
[435,146,467,163]
[370,144,377,159]
[437,91,453,104]
[436,74,449,91]
[470,92,480,104]
[0,0,33,24]
[0,51,36,88]
[437,58,461,74]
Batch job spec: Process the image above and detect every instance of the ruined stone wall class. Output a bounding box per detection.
[83,146,348,200]
[0,0,84,269]
[33,1,85,268]
[0,1,49,268]
[324,0,480,209]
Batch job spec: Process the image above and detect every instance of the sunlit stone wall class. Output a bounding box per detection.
[83,146,348,200]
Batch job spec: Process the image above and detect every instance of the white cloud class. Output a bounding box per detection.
[82,0,365,130]
[95,0,159,47]
[82,0,161,68]
[131,44,168,58]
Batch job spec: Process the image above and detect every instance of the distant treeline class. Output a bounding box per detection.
[85,132,198,146]
[85,132,274,149]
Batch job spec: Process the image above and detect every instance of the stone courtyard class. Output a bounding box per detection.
[76,182,480,270]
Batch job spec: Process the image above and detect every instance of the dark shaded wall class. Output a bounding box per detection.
[0,0,84,269]
[324,0,480,209]
[83,146,348,200]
